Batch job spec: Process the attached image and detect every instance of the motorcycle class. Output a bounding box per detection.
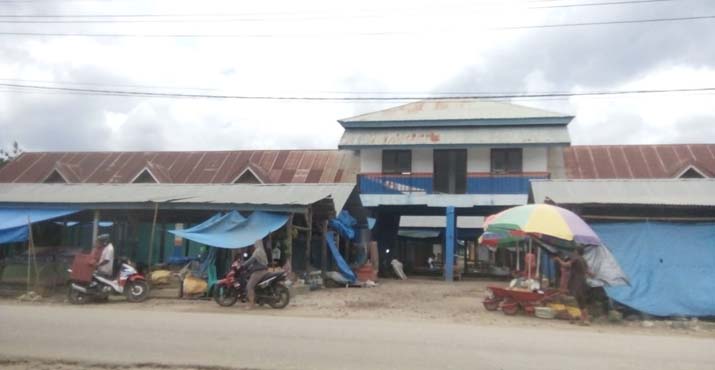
[213,260,290,309]
[68,259,149,304]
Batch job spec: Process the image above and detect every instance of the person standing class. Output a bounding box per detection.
[242,239,269,309]
[554,254,571,293]
[556,249,591,325]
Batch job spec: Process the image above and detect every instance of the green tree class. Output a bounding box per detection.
[0,141,22,169]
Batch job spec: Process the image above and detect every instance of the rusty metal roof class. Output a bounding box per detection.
[564,144,715,179]
[0,150,359,184]
[339,126,571,149]
[339,99,573,128]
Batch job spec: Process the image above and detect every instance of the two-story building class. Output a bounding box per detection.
[338,99,573,278]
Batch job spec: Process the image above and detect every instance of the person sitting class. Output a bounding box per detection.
[95,234,114,278]
[242,239,269,309]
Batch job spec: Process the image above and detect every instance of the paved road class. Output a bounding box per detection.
[0,304,713,370]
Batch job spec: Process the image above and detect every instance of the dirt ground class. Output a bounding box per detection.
[3,277,713,338]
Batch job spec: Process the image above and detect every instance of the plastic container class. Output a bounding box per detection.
[535,306,556,319]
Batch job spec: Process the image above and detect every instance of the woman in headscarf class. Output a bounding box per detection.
[242,239,269,309]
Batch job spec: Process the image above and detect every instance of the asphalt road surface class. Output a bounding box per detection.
[1,304,713,370]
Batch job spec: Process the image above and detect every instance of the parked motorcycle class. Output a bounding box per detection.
[67,259,149,304]
[213,260,290,309]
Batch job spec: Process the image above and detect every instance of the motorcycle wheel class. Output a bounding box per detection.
[214,285,239,307]
[126,280,150,302]
[268,284,290,309]
[67,288,88,305]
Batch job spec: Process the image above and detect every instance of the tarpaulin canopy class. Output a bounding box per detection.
[0,208,79,244]
[326,231,357,283]
[168,211,289,249]
[594,222,715,317]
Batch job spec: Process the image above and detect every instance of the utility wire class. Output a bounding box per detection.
[0,14,711,37]
[2,82,715,101]
[0,0,679,22]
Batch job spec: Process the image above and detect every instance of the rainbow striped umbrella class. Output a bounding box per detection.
[484,204,601,246]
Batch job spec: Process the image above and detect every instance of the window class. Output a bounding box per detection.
[433,149,467,194]
[491,148,523,174]
[382,150,412,174]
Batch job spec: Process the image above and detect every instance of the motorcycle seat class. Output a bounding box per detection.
[260,271,285,282]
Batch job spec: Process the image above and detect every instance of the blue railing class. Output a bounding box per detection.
[358,174,547,195]
[358,174,433,194]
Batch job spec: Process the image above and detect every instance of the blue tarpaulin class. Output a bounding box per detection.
[329,211,358,241]
[0,208,79,244]
[169,211,288,249]
[593,222,715,317]
[326,231,357,283]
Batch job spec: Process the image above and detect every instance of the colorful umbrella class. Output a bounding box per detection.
[484,204,601,246]
[478,231,523,247]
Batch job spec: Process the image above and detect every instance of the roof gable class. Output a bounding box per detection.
[675,165,709,179]
[232,166,265,184]
[131,168,159,183]
[43,169,68,183]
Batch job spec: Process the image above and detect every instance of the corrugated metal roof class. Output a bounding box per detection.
[400,216,485,229]
[531,179,715,206]
[360,194,528,207]
[0,150,359,184]
[564,144,715,179]
[339,126,571,149]
[0,183,355,213]
[339,100,572,127]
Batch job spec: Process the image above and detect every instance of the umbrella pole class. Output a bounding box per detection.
[536,242,541,279]
[516,241,520,272]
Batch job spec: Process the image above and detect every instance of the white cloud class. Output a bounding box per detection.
[1,0,715,151]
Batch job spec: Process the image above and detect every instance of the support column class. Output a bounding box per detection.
[444,206,455,282]
[305,209,313,271]
[285,213,294,275]
[147,203,159,279]
[91,210,100,244]
[321,220,328,280]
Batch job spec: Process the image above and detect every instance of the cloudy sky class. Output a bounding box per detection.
[0,0,714,152]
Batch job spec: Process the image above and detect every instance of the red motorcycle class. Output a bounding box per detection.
[213,260,290,309]
[68,256,149,304]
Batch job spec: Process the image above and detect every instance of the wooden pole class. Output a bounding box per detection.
[305,209,313,271]
[159,220,167,264]
[516,241,521,272]
[285,214,294,275]
[91,210,100,246]
[321,220,328,280]
[28,219,40,289]
[26,222,31,293]
[535,242,541,279]
[147,202,159,279]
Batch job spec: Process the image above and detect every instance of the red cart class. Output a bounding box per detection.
[483,286,560,316]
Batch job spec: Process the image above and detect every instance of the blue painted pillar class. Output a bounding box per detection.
[444,206,455,281]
